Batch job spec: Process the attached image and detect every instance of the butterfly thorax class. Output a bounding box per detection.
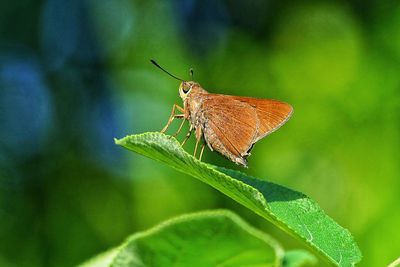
[182,85,209,139]
[182,85,207,122]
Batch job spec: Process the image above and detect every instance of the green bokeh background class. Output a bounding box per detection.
[0,1,399,266]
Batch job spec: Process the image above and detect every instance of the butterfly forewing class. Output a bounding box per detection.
[233,97,293,142]
[201,95,258,163]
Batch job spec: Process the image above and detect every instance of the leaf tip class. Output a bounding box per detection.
[114,137,124,146]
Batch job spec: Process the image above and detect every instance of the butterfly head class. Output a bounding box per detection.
[179,81,199,100]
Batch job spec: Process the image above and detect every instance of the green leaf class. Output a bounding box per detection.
[283,250,317,267]
[79,248,119,267]
[388,257,400,267]
[81,210,284,267]
[115,132,362,266]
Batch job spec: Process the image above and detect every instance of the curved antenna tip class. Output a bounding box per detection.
[189,68,194,80]
[149,59,184,82]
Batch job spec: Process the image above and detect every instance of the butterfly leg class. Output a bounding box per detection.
[193,138,200,157]
[193,127,204,158]
[181,125,193,147]
[199,142,206,160]
[161,104,185,133]
[172,118,186,137]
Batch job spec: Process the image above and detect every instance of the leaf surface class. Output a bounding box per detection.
[115,132,362,266]
[81,210,284,267]
[283,250,317,267]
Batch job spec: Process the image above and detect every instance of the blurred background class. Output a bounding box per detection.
[0,0,399,266]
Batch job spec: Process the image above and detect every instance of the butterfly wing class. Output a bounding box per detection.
[201,94,292,166]
[232,96,293,142]
[201,95,258,166]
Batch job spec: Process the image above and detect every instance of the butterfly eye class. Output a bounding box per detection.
[182,84,191,94]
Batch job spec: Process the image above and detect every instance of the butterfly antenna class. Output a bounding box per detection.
[150,60,185,81]
[189,68,194,80]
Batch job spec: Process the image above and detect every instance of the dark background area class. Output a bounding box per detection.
[1,0,399,266]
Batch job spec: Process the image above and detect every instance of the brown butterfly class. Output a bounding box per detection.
[151,60,293,167]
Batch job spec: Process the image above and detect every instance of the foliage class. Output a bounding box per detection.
[80,210,316,267]
[115,133,361,266]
